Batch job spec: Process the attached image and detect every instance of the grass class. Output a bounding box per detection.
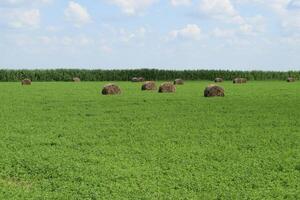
[0,81,299,199]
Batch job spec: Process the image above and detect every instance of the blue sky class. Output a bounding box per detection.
[0,0,300,70]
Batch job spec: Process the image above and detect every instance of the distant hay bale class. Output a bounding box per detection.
[174,79,184,85]
[233,78,247,84]
[158,82,176,93]
[131,77,144,82]
[131,77,139,82]
[142,81,157,91]
[102,84,121,95]
[73,77,81,82]
[241,78,247,83]
[215,78,224,83]
[204,85,225,97]
[138,77,145,82]
[287,77,295,82]
[21,79,32,85]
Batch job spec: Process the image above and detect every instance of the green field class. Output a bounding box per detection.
[0,81,299,199]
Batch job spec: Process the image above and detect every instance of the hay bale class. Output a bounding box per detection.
[158,82,176,93]
[73,77,81,82]
[287,77,295,82]
[131,77,139,82]
[233,78,247,84]
[204,85,224,97]
[174,79,184,85]
[131,77,144,82]
[102,84,121,95]
[21,79,32,85]
[142,81,157,91]
[138,77,145,82]
[215,78,224,83]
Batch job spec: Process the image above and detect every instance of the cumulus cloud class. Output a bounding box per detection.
[38,35,94,46]
[262,0,300,31]
[231,0,300,31]
[169,24,202,40]
[0,0,52,7]
[64,1,91,27]
[199,0,245,24]
[212,27,236,38]
[119,27,147,42]
[7,9,40,28]
[288,0,300,9]
[211,14,266,40]
[170,0,191,6]
[108,0,157,15]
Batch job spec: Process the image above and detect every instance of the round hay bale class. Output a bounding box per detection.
[233,78,247,84]
[204,85,224,97]
[287,77,295,82]
[131,77,144,82]
[215,78,224,83]
[131,77,139,82]
[21,79,32,85]
[102,84,121,95]
[73,77,81,82]
[158,82,176,93]
[138,77,145,82]
[142,81,157,91]
[174,79,184,85]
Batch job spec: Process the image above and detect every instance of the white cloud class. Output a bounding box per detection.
[289,0,300,9]
[0,0,52,7]
[169,24,202,40]
[38,35,94,46]
[212,27,236,38]
[108,0,157,15]
[64,1,91,27]
[170,0,191,6]
[100,45,113,53]
[280,34,300,45]
[8,9,40,28]
[267,0,300,31]
[232,0,300,31]
[199,0,245,24]
[119,27,148,42]
[212,15,266,39]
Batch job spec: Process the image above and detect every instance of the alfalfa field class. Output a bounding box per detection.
[0,81,299,199]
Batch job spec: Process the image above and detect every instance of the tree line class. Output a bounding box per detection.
[0,69,298,81]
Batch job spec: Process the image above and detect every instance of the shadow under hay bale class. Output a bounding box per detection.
[287,77,295,82]
[21,79,32,85]
[174,79,184,85]
[159,82,176,93]
[204,85,225,97]
[142,81,157,91]
[73,77,81,82]
[102,84,121,95]
[233,78,247,84]
[215,78,224,83]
